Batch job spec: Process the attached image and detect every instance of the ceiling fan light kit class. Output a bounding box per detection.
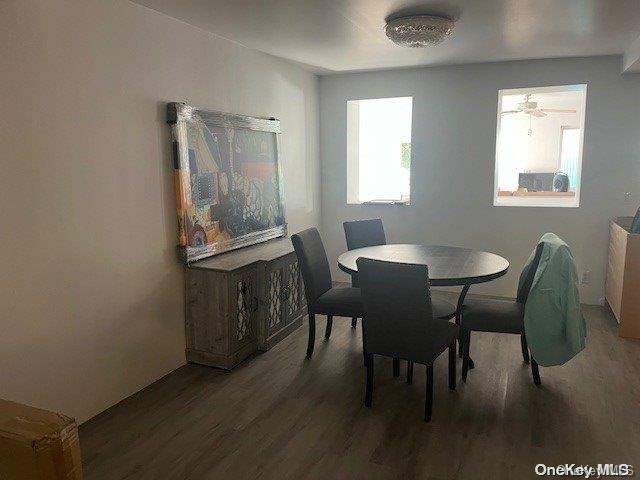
[501,94,577,118]
[385,15,455,47]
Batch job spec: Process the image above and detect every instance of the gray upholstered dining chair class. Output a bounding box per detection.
[291,228,364,358]
[343,219,387,328]
[357,257,459,422]
[343,219,456,323]
[460,242,545,385]
[344,218,387,251]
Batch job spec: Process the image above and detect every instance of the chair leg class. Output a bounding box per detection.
[448,342,456,390]
[531,357,541,386]
[393,357,400,378]
[424,364,434,422]
[324,315,333,340]
[520,334,530,364]
[306,313,316,358]
[462,331,471,382]
[351,317,357,328]
[365,353,374,407]
[362,324,367,367]
[407,361,414,384]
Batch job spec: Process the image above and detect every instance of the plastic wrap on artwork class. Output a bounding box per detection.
[167,103,286,263]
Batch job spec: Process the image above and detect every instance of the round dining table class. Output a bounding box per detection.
[338,244,509,287]
[337,244,510,367]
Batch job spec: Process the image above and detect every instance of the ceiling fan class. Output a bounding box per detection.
[501,93,576,118]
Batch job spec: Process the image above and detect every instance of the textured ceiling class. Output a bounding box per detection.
[134,0,640,73]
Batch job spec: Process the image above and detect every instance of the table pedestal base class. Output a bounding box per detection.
[455,284,474,369]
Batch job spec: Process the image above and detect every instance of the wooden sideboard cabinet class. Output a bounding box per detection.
[605,217,640,339]
[185,238,305,369]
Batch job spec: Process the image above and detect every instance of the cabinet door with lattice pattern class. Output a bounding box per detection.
[229,266,259,353]
[283,253,305,325]
[257,253,306,351]
[259,257,288,343]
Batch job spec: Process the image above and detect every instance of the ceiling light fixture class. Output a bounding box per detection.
[385,15,455,47]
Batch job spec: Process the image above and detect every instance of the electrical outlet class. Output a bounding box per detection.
[580,270,591,285]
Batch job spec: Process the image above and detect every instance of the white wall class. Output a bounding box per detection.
[319,56,640,305]
[502,112,580,174]
[497,111,579,193]
[0,0,320,423]
[499,90,583,179]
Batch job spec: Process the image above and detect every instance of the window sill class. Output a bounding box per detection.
[497,190,575,198]
[494,190,579,208]
[347,199,410,206]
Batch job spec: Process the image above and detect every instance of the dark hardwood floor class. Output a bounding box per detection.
[80,295,640,480]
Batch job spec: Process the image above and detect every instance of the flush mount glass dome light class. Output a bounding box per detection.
[385,15,455,47]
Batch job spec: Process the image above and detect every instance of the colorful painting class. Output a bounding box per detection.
[167,103,286,263]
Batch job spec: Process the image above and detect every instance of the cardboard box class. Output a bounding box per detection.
[605,217,640,338]
[0,399,82,479]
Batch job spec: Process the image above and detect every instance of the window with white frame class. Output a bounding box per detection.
[494,85,587,207]
[347,97,412,204]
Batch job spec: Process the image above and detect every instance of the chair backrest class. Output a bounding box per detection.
[357,257,446,361]
[516,242,545,305]
[343,219,386,251]
[291,228,333,309]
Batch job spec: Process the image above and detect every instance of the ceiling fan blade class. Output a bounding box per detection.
[500,110,520,115]
[539,109,576,113]
[530,110,547,117]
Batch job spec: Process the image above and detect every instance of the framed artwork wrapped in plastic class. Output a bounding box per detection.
[167,103,286,263]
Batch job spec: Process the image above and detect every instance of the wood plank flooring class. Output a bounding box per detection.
[80,297,640,480]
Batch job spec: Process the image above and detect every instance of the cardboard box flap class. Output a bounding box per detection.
[0,399,74,443]
[0,399,82,480]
